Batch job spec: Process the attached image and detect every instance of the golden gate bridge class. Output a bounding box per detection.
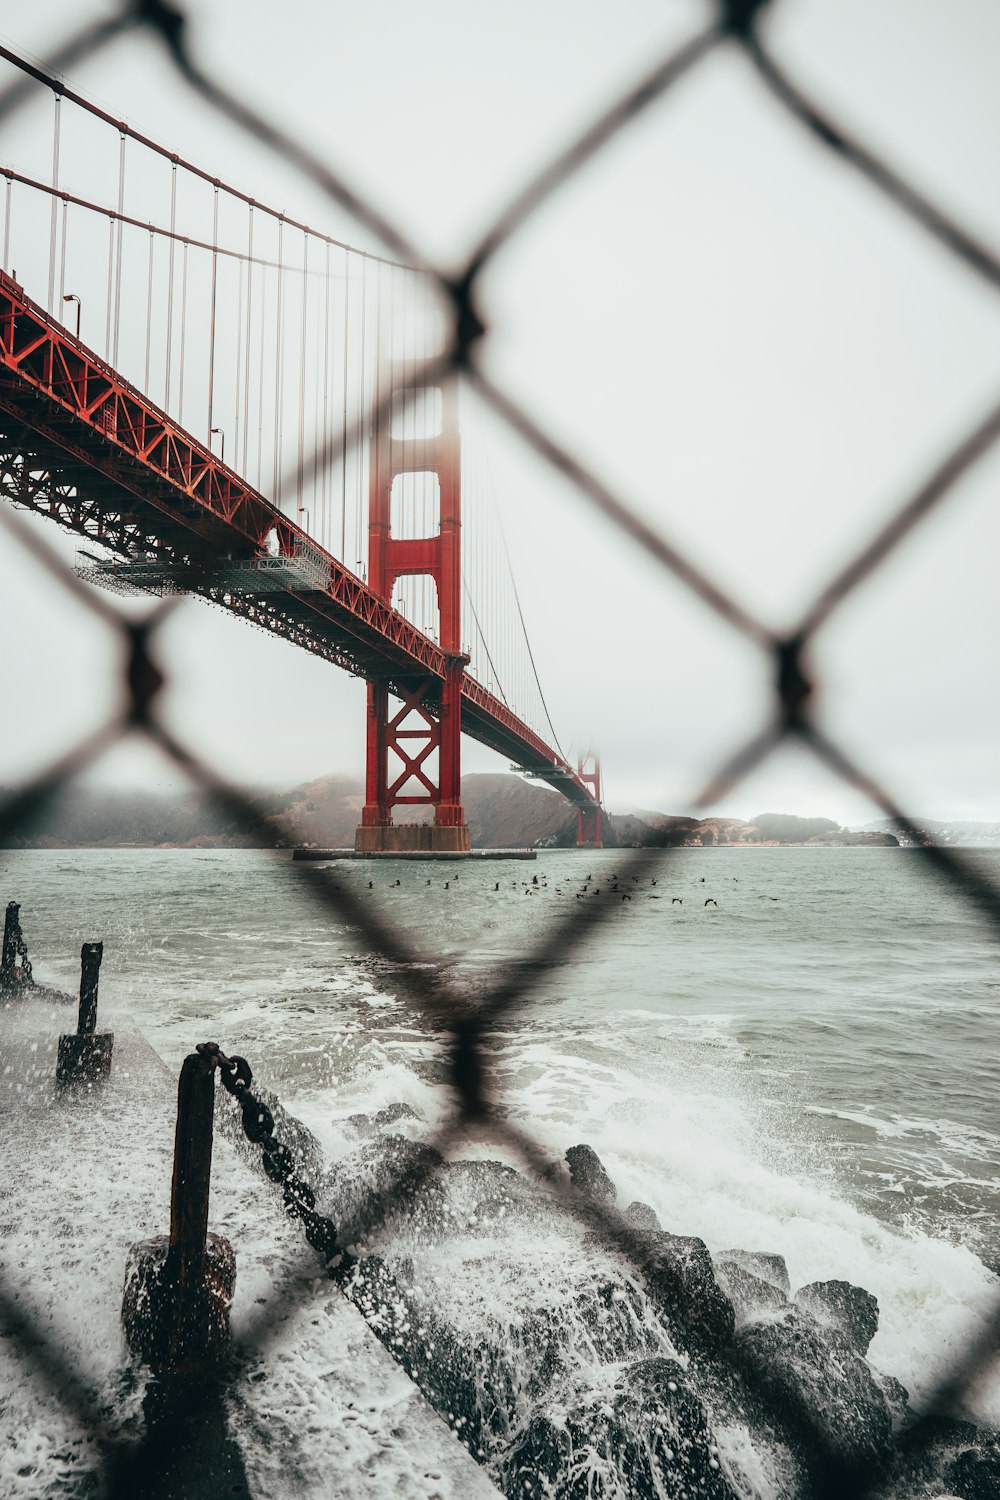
[0,45,603,852]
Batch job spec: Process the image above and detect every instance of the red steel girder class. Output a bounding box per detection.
[0,269,598,812]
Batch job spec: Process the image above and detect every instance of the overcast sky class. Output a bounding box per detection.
[2,0,1000,823]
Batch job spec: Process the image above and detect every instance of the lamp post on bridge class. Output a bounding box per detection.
[62,292,80,339]
[209,427,225,464]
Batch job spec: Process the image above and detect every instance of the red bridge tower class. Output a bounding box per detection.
[576,753,603,848]
[355,374,471,854]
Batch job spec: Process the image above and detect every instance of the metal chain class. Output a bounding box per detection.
[195,1041,349,1272]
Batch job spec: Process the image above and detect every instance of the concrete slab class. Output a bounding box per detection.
[0,997,501,1500]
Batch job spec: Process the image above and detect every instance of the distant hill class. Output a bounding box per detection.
[862,818,1000,848]
[608,810,896,849]
[0,773,580,851]
[2,776,899,850]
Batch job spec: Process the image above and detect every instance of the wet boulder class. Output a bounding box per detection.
[317,1132,447,1247]
[623,1200,661,1230]
[565,1144,616,1204]
[873,1371,911,1434]
[506,1414,567,1499]
[446,1158,539,1230]
[505,1357,736,1500]
[948,1440,1000,1500]
[374,1101,421,1129]
[736,1305,891,1471]
[630,1230,735,1350]
[794,1278,879,1355]
[714,1249,790,1295]
[346,1112,374,1137]
[891,1416,1000,1500]
[713,1258,787,1327]
[340,1254,487,1446]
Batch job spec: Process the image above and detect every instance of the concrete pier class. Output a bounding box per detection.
[294,846,537,862]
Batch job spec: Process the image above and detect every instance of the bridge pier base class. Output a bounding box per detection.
[354,822,471,854]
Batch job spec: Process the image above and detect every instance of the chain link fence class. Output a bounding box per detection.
[1,1,999,1496]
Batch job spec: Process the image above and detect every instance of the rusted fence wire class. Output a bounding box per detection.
[2,1,1000,1495]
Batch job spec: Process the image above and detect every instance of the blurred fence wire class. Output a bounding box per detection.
[2,1,1000,1496]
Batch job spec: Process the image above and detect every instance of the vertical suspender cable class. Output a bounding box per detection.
[206,183,220,444]
[242,203,254,476]
[321,239,331,552]
[104,212,114,358]
[47,93,61,313]
[112,132,126,365]
[57,196,68,314]
[274,216,284,506]
[356,258,366,571]
[256,264,268,492]
[143,228,154,390]
[341,250,350,562]
[297,231,308,522]
[233,254,245,465]
[374,262,384,587]
[165,161,177,409]
[178,240,189,426]
[2,174,11,270]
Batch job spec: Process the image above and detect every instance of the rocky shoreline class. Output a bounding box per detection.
[217,1095,1000,1499]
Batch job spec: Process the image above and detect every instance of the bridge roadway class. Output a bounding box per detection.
[0,270,593,811]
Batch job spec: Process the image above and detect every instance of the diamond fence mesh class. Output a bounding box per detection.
[1,2,999,1497]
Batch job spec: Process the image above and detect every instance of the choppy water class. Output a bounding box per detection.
[2,845,999,1421]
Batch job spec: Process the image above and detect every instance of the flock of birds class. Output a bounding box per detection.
[358,871,783,908]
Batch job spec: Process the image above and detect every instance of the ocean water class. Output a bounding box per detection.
[2,845,998,1425]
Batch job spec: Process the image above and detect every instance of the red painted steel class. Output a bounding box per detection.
[0,269,598,817]
[576,754,604,848]
[362,371,467,833]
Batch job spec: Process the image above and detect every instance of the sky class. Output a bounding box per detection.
[2,0,1000,824]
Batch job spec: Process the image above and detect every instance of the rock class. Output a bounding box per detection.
[736,1305,891,1471]
[565,1143,616,1204]
[505,1358,736,1499]
[630,1230,735,1350]
[714,1249,790,1295]
[506,1414,567,1499]
[316,1133,447,1246]
[374,1101,421,1128]
[794,1279,879,1355]
[948,1442,1000,1500]
[623,1200,660,1230]
[346,1113,373,1136]
[714,1259,787,1327]
[874,1371,911,1434]
[616,1357,735,1498]
[340,1254,488,1448]
[446,1158,538,1229]
[895,1416,1000,1500]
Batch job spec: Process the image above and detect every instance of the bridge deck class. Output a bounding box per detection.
[0,270,593,809]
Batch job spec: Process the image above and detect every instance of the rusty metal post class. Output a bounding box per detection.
[0,900,33,996]
[1,901,17,976]
[122,1052,236,1373]
[168,1052,216,1320]
[56,942,113,1086]
[77,941,102,1033]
